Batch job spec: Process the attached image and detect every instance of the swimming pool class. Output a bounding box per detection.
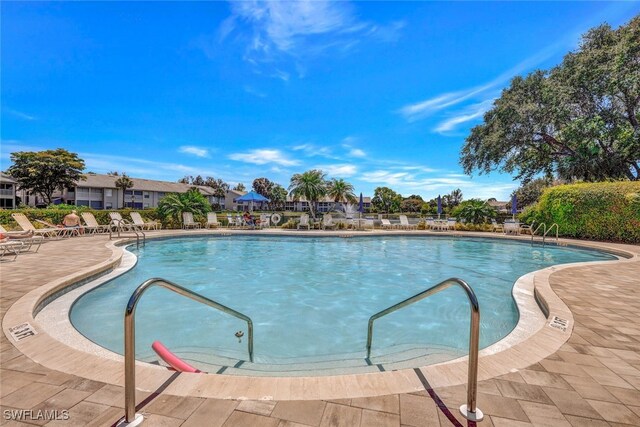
[70,235,616,375]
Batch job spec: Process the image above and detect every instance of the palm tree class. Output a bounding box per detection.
[114,174,134,208]
[157,189,211,222]
[288,169,327,219]
[326,178,357,209]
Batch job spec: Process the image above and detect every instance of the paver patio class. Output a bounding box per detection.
[1,232,639,426]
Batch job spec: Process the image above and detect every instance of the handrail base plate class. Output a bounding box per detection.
[116,414,144,427]
[460,405,484,422]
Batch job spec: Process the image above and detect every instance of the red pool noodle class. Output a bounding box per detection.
[151,341,202,373]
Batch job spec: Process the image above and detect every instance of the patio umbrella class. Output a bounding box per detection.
[511,194,518,220]
[437,195,442,219]
[235,191,270,212]
[358,193,364,214]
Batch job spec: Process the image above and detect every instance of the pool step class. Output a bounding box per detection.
[142,344,462,377]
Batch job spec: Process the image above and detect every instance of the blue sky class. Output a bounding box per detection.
[2,1,638,200]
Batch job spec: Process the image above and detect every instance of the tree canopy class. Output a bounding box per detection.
[326,178,357,204]
[461,15,640,182]
[372,187,402,213]
[7,149,85,204]
[288,169,327,218]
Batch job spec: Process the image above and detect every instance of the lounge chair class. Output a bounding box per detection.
[36,219,79,237]
[321,214,336,230]
[182,212,201,229]
[447,218,457,230]
[504,220,520,234]
[130,212,160,230]
[298,214,310,230]
[491,219,504,233]
[109,212,143,232]
[205,213,221,229]
[0,239,24,261]
[11,213,67,238]
[380,219,394,230]
[259,214,270,229]
[399,215,416,230]
[0,225,43,252]
[81,212,111,234]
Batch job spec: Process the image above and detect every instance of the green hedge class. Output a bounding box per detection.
[520,181,640,243]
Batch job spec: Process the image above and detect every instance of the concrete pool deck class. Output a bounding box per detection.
[1,229,639,426]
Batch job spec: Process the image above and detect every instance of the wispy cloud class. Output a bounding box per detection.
[220,1,404,78]
[318,163,357,177]
[292,143,337,159]
[434,99,495,134]
[341,137,367,158]
[398,34,576,124]
[179,145,210,158]
[243,85,267,98]
[3,108,36,121]
[229,148,300,166]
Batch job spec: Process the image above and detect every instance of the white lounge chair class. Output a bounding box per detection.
[491,219,504,233]
[11,213,67,238]
[298,214,310,230]
[504,221,520,235]
[259,214,270,229]
[182,212,201,229]
[380,218,394,229]
[130,212,160,230]
[321,214,336,230]
[0,225,43,252]
[399,215,416,230]
[206,213,221,229]
[109,212,143,232]
[81,212,111,234]
[0,238,24,261]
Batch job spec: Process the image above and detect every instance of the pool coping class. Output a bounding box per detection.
[3,229,638,400]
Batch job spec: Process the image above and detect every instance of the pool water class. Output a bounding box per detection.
[70,236,615,372]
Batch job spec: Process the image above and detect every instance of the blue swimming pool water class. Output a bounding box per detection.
[70,236,616,370]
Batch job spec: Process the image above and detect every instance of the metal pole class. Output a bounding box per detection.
[365,278,483,421]
[121,278,255,426]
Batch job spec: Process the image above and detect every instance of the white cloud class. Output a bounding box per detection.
[292,143,336,159]
[229,148,300,166]
[318,164,357,177]
[348,148,366,157]
[220,1,404,78]
[3,108,36,121]
[434,99,495,133]
[397,35,574,123]
[243,85,267,98]
[179,145,210,158]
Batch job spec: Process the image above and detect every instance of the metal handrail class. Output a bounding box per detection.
[123,278,254,424]
[531,222,546,244]
[543,223,559,244]
[109,218,145,246]
[366,278,483,422]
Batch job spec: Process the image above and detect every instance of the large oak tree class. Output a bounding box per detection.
[461,15,640,182]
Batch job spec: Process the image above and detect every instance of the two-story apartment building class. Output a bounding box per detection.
[59,173,218,209]
[0,173,17,209]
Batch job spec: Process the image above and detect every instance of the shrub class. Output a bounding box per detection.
[519,181,640,243]
[451,199,496,224]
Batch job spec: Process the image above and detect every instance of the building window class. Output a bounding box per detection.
[0,199,14,208]
[90,200,103,209]
[105,202,113,209]
[76,200,90,206]
[105,189,113,197]
[134,190,143,196]
[90,188,103,195]
[124,190,133,196]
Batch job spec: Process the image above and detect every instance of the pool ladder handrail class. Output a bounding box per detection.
[365,277,483,422]
[530,222,559,246]
[109,218,146,246]
[122,278,254,425]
